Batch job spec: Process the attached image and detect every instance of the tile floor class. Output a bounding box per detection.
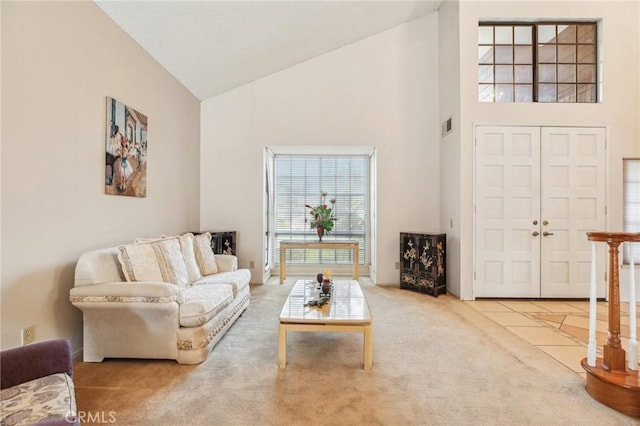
[465,299,640,378]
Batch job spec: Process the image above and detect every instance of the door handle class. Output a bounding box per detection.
[543,231,554,236]
[532,231,540,236]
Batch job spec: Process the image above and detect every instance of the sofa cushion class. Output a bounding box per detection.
[118,237,189,287]
[134,234,203,284]
[179,233,203,284]
[179,284,233,327]
[193,232,218,275]
[74,247,125,286]
[0,372,77,426]
[194,269,251,297]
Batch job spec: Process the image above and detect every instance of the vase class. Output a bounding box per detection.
[317,227,324,242]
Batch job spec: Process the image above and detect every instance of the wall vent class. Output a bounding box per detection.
[441,117,452,136]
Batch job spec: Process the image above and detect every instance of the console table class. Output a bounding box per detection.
[279,240,359,284]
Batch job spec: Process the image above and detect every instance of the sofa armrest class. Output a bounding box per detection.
[70,281,184,304]
[0,338,73,390]
[214,254,238,272]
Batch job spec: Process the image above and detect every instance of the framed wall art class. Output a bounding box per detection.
[105,96,147,197]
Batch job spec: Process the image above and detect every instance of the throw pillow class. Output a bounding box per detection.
[179,233,203,283]
[193,232,218,275]
[118,237,189,287]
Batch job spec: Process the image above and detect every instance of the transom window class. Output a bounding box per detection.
[478,22,597,103]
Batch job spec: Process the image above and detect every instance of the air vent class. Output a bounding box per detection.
[441,117,452,136]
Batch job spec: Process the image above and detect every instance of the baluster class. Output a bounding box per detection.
[588,241,597,366]
[629,241,637,370]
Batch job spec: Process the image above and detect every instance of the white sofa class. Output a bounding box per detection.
[69,232,250,364]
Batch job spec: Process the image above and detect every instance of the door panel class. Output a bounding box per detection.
[475,127,541,298]
[540,127,606,298]
[475,126,606,298]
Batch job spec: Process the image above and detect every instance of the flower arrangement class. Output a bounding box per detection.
[305,192,337,241]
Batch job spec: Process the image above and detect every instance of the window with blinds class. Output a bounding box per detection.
[623,158,640,264]
[272,155,367,266]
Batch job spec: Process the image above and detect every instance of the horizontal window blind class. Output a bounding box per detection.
[273,155,367,265]
[623,158,640,264]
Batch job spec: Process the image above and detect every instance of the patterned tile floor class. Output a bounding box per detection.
[466,299,640,378]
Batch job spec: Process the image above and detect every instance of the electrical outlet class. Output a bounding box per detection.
[395,261,401,270]
[22,325,35,345]
[249,260,255,269]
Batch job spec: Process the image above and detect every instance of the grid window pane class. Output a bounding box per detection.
[514,46,532,64]
[557,25,576,43]
[558,45,576,63]
[495,65,513,83]
[479,84,494,102]
[538,25,556,43]
[577,44,596,63]
[577,64,595,83]
[479,65,494,83]
[514,26,532,44]
[478,26,493,44]
[495,85,513,102]
[494,46,513,64]
[577,84,596,102]
[558,64,576,83]
[514,65,532,83]
[577,25,596,43]
[515,85,533,102]
[539,64,556,82]
[558,84,576,102]
[479,46,493,64]
[538,45,556,62]
[495,26,513,44]
[538,84,557,102]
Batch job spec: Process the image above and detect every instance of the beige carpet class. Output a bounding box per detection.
[74,280,637,425]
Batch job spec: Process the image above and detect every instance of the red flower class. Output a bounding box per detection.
[304,192,337,234]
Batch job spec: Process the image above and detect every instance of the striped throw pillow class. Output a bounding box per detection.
[118,237,189,287]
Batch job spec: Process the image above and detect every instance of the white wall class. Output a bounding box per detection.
[1,1,201,350]
[454,1,640,299]
[201,13,441,285]
[438,0,462,297]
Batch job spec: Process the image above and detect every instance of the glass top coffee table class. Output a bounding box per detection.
[278,279,372,370]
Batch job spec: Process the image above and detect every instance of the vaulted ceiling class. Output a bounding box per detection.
[96,1,442,100]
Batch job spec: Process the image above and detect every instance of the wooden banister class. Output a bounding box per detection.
[582,232,640,417]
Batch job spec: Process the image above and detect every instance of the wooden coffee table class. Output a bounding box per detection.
[278,279,372,370]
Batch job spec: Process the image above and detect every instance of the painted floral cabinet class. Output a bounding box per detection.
[193,231,236,256]
[400,232,446,297]
[210,231,236,255]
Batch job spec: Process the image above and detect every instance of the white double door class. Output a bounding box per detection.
[475,126,606,298]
